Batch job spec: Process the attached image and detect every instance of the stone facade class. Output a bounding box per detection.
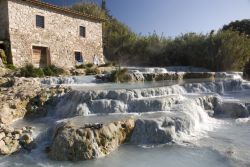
[0,0,104,68]
[0,0,9,40]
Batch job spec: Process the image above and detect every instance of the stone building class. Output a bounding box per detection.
[0,0,105,68]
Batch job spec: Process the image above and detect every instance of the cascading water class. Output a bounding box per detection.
[2,70,250,167]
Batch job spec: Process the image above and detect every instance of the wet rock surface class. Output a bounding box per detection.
[49,118,135,161]
[0,77,70,124]
[0,124,34,155]
[130,117,177,145]
[214,102,250,118]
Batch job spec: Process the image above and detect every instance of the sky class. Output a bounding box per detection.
[44,0,250,37]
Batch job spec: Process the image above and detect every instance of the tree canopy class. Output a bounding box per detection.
[70,2,250,72]
[222,19,250,37]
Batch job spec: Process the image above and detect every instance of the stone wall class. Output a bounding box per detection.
[0,0,9,40]
[7,0,104,68]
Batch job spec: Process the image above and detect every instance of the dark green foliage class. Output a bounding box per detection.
[75,63,100,75]
[75,64,85,69]
[243,61,250,79]
[85,63,94,68]
[20,64,44,78]
[71,1,106,19]
[76,63,95,69]
[183,73,214,80]
[43,65,64,76]
[71,2,250,72]
[110,68,131,83]
[20,64,64,78]
[101,0,106,10]
[5,64,16,70]
[223,19,250,36]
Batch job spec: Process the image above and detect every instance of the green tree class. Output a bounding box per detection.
[101,0,106,11]
[222,19,250,37]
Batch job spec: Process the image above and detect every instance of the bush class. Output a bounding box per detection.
[243,61,250,79]
[20,64,44,78]
[110,68,131,83]
[43,65,64,76]
[75,64,85,69]
[5,64,16,70]
[20,64,64,78]
[85,63,94,68]
[85,67,100,75]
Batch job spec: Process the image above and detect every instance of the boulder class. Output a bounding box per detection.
[130,116,189,145]
[214,102,249,118]
[0,77,70,124]
[0,124,34,155]
[49,118,135,161]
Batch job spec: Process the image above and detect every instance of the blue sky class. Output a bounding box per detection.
[44,0,250,37]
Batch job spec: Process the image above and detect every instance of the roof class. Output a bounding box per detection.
[13,0,105,22]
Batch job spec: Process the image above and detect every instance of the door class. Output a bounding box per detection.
[32,48,42,67]
[32,46,49,67]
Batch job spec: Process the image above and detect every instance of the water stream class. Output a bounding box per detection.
[1,68,250,167]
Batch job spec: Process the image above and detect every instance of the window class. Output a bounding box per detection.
[75,52,83,63]
[80,26,86,37]
[36,15,45,28]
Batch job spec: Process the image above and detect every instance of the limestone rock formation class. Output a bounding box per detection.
[0,77,70,124]
[130,116,190,145]
[0,124,34,155]
[214,102,249,118]
[49,118,135,161]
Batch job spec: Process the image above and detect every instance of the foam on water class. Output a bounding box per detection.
[2,71,250,166]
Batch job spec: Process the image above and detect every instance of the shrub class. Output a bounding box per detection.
[110,68,131,83]
[20,64,44,78]
[243,61,250,79]
[85,67,100,75]
[75,64,86,69]
[5,64,16,70]
[85,63,94,68]
[20,64,64,78]
[43,65,64,76]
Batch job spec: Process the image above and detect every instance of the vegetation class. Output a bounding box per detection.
[85,67,100,75]
[43,65,65,76]
[20,64,45,78]
[5,64,16,70]
[243,61,250,79]
[0,49,7,65]
[20,64,64,78]
[98,62,114,67]
[223,19,250,37]
[75,63,101,75]
[71,1,250,72]
[110,68,131,83]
